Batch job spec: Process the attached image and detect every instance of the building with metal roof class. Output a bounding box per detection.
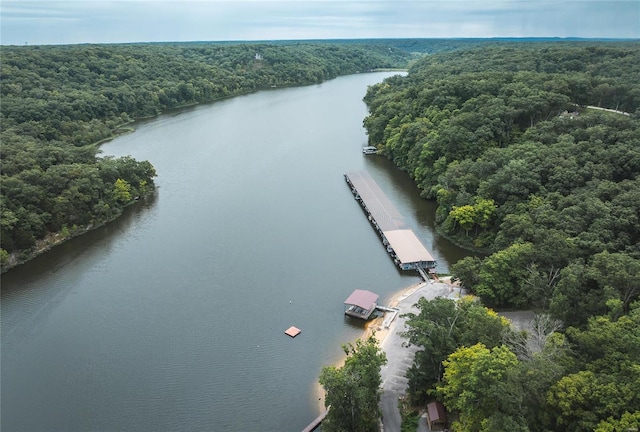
[344,289,379,320]
[344,170,405,232]
[344,170,437,272]
[383,229,435,270]
[426,401,447,430]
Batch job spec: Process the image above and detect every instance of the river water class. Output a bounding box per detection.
[1,73,469,431]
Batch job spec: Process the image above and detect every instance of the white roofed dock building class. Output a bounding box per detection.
[344,170,437,274]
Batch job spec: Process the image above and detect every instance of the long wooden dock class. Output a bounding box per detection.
[344,170,437,272]
[301,409,328,432]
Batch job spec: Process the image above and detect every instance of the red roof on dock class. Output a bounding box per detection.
[344,289,379,310]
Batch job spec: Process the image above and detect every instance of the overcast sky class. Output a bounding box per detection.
[1,0,639,45]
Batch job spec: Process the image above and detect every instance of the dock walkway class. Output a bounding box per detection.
[301,409,328,432]
[417,267,430,282]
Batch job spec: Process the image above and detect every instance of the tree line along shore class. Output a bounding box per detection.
[2,40,639,431]
[1,40,417,271]
[319,42,640,432]
[0,38,557,270]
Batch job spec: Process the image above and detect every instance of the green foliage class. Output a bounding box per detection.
[438,343,524,432]
[475,242,535,307]
[0,147,156,257]
[566,304,640,374]
[399,400,420,432]
[364,42,640,309]
[550,253,640,328]
[547,370,640,432]
[113,178,132,204]
[516,339,570,430]
[402,297,511,405]
[500,303,640,432]
[367,42,640,431]
[1,42,412,141]
[590,252,640,312]
[448,204,476,234]
[319,336,387,432]
[450,256,482,290]
[595,411,640,432]
[1,41,411,270]
[445,197,497,246]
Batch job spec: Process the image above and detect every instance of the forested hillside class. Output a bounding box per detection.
[5,39,613,271]
[364,43,640,431]
[0,41,413,271]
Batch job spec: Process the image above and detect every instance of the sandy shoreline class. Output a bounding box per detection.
[312,277,460,413]
[309,276,534,430]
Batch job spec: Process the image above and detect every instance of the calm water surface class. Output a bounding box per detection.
[1,73,469,431]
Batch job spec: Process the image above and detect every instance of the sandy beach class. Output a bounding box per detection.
[313,277,464,417]
[310,277,536,431]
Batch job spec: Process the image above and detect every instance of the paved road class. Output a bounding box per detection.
[499,310,535,331]
[378,281,453,432]
[586,105,630,116]
[416,413,430,432]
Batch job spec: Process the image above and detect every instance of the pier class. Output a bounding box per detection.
[301,171,439,432]
[344,170,436,275]
[301,409,328,432]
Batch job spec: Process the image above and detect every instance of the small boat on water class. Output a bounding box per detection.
[362,146,378,155]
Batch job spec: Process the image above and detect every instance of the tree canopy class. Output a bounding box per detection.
[1,40,415,271]
[362,42,640,431]
[319,336,387,432]
[363,42,640,317]
[402,297,511,405]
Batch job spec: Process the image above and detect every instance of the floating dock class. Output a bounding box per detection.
[344,170,436,274]
[284,326,301,338]
[344,289,379,320]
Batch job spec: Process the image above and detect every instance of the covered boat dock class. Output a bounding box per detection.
[344,170,436,273]
[344,289,379,320]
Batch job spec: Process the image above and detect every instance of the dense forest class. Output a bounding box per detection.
[0,41,418,271]
[3,39,639,429]
[363,43,640,431]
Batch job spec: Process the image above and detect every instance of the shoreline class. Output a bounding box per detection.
[1,192,155,274]
[313,277,461,413]
[2,71,402,274]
